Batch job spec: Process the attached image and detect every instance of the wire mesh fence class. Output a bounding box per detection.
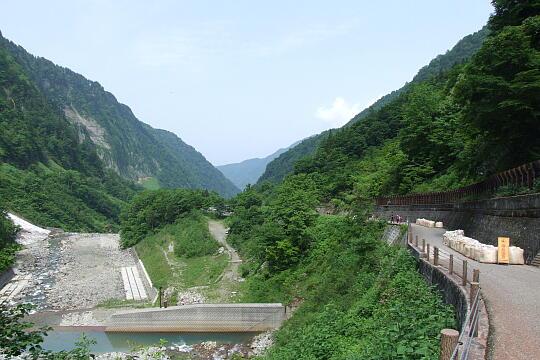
[375,159,540,205]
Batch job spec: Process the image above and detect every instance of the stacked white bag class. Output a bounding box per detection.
[442,230,523,264]
[509,246,525,265]
[416,218,437,228]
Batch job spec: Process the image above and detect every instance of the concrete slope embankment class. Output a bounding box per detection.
[105,303,287,333]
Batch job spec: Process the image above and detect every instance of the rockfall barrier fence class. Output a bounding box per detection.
[375,160,540,206]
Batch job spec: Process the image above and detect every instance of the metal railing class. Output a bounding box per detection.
[450,288,482,360]
[409,233,479,286]
[406,225,483,360]
[375,159,540,205]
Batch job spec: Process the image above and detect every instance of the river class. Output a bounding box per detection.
[41,330,256,353]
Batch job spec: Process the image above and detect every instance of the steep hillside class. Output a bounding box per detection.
[287,12,540,202]
[0,45,138,231]
[0,32,239,198]
[257,134,328,184]
[257,26,489,185]
[217,143,297,189]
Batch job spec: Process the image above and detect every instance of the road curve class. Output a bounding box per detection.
[411,224,540,360]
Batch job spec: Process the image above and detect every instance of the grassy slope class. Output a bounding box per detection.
[134,214,229,303]
[140,177,160,190]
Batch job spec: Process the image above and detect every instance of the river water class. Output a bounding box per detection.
[41,331,256,353]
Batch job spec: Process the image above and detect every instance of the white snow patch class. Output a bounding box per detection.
[7,213,50,245]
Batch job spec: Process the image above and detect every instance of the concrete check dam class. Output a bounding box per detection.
[105,303,289,333]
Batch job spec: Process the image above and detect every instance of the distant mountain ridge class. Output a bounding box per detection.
[257,26,489,185]
[217,142,298,190]
[0,31,239,197]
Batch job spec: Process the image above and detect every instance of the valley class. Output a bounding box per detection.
[1,1,540,359]
[2,213,269,358]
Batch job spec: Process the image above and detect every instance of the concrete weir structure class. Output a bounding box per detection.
[105,303,287,333]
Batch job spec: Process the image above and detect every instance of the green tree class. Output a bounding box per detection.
[455,16,540,175]
[489,0,540,33]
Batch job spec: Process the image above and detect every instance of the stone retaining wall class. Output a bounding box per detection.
[408,243,468,330]
[376,193,540,263]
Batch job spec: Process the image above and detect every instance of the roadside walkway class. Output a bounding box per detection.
[411,224,540,360]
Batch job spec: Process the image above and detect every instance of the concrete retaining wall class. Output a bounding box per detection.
[376,193,540,263]
[105,303,287,333]
[128,248,157,300]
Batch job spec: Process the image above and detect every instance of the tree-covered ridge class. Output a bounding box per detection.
[257,132,330,185]
[119,188,225,248]
[257,26,489,186]
[275,1,540,206]
[0,31,239,198]
[0,45,139,231]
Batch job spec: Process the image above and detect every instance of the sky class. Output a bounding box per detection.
[0,1,494,165]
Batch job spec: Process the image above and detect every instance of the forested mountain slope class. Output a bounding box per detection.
[257,26,489,185]
[225,4,540,357]
[257,134,328,185]
[288,10,540,202]
[0,32,239,198]
[217,142,297,189]
[0,45,138,232]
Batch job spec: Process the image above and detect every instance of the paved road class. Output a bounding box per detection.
[411,224,540,360]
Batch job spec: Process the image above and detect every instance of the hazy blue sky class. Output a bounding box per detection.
[0,1,493,165]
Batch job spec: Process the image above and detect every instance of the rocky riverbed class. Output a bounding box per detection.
[46,233,135,310]
[7,232,138,312]
[94,333,274,360]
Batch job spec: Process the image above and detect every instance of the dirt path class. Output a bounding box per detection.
[411,224,540,360]
[208,220,242,299]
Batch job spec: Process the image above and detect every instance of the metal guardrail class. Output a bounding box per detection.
[375,159,540,205]
[450,288,482,360]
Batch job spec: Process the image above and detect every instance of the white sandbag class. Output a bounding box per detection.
[427,220,436,228]
[442,235,449,246]
[509,246,525,265]
[456,239,466,254]
[464,244,476,258]
[435,222,444,228]
[473,246,483,262]
[478,246,498,264]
